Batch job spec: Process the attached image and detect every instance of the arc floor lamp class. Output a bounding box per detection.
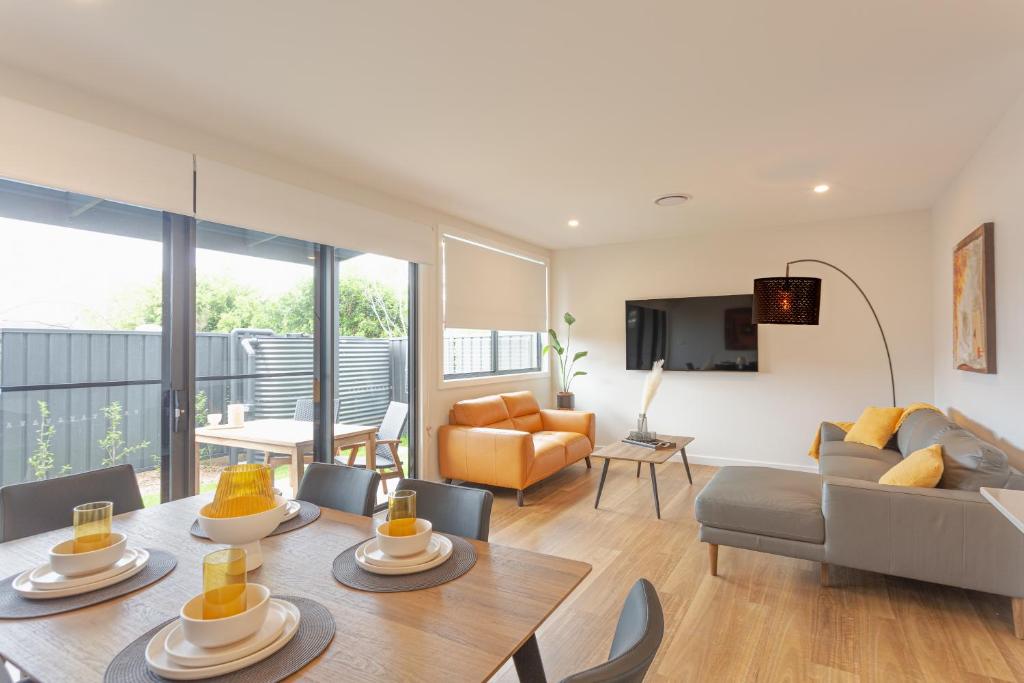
[752,259,896,407]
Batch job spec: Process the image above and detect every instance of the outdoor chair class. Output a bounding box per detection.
[0,464,144,543]
[342,401,409,493]
[394,478,493,541]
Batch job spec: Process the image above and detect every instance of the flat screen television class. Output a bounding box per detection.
[625,295,758,371]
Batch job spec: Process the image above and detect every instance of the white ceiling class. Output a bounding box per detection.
[1,1,1023,249]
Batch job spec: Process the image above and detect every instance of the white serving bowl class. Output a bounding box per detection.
[49,532,127,577]
[197,498,287,571]
[180,583,271,649]
[375,518,432,558]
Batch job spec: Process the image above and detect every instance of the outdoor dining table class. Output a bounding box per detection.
[194,419,378,492]
[0,494,592,682]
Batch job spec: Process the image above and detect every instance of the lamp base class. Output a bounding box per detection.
[231,540,264,571]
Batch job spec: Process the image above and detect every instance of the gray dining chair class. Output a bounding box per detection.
[0,464,144,543]
[343,401,409,493]
[295,462,380,517]
[558,579,664,683]
[394,478,493,541]
[292,398,342,423]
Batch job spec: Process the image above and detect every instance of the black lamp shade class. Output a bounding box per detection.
[753,276,822,325]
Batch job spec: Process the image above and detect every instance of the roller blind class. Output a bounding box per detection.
[0,96,193,215]
[196,158,435,264]
[443,234,547,332]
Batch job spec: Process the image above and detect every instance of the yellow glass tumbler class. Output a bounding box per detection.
[385,489,417,537]
[207,463,277,518]
[73,501,113,553]
[202,548,247,619]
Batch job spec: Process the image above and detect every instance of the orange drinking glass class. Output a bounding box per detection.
[202,548,247,619]
[207,463,276,518]
[73,501,113,553]
[385,490,417,537]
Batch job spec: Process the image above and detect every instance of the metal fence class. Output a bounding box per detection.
[0,328,408,486]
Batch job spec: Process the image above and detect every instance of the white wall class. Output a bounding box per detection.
[551,212,933,470]
[931,91,1024,468]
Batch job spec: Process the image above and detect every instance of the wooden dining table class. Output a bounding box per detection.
[0,495,592,682]
[194,419,378,493]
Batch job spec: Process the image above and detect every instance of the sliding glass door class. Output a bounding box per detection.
[0,176,417,506]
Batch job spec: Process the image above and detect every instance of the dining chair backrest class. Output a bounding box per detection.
[559,579,664,683]
[378,401,409,440]
[394,478,493,541]
[295,462,381,516]
[0,464,145,543]
[293,398,341,423]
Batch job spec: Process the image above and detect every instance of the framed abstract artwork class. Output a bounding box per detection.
[953,222,996,373]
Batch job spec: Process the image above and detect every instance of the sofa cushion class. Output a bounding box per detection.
[844,406,904,449]
[512,414,544,433]
[501,391,541,417]
[937,428,1009,491]
[528,435,567,483]
[534,431,591,463]
[879,445,944,488]
[453,395,510,427]
[819,440,902,465]
[695,467,824,544]
[897,409,958,456]
[819,455,894,481]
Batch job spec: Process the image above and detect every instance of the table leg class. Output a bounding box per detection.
[512,633,547,683]
[594,458,611,509]
[290,448,302,494]
[636,461,641,478]
[681,446,693,484]
[365,431,377,474]
[650,463,661,519]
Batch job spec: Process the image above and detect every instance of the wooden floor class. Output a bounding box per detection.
[482,458,1024,682]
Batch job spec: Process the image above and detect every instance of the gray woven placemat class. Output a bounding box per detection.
[0,548,176,619]
[332,533,476,592]
[190,501,321,539]
[103,595,335,683]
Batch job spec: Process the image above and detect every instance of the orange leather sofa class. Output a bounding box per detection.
[438,391,596,506]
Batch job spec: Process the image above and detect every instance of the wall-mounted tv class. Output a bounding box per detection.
[625,295,758,371]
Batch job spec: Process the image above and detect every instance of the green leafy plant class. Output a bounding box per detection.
[544,312,588,393]
[28,400,57,480]
[99,401,151,467]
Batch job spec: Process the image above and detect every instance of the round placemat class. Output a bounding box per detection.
[332,533,477,592]
[103,595,335,683]
[190,501,321,539]
[0,549,177,619]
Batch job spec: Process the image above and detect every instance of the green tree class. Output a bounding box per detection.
[99,401,151,467]
[28,401,56,480]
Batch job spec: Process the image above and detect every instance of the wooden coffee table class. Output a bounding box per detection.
[592,435,694,519]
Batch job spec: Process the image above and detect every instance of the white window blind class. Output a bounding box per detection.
[443,234,547,332]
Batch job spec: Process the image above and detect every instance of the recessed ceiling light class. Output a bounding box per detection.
[813,184,830,193]
[654,194,691,206]
[567,219,580,227]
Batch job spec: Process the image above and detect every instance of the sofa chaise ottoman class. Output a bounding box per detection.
[694,410,1024,636]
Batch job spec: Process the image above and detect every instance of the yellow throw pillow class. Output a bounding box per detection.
[879,444,944,487]
[844,406,904,449]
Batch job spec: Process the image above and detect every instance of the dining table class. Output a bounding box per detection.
[0,494,592,682]
[194,419,378,493]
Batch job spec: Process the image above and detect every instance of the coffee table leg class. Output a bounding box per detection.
[636,461,641,478]
[513,633,547,683]
[649,463,661,519]
[594,458,611,509]
[681,447,693,484]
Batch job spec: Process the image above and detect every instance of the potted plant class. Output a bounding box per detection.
[544,312,587,409]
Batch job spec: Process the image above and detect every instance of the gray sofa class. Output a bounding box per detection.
[695,409,1024,636]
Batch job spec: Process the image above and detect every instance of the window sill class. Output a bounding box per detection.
[438,370,550,391]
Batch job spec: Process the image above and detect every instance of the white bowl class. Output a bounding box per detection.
[48,532,127,577]
[197,498,287,570]
[180,583,271,649]
[375,518,432,557]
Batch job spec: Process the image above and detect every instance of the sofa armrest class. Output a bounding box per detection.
[437,425,533,489]
[822,476,1024,596]
[819,422,848,443]
[539,409,596,447]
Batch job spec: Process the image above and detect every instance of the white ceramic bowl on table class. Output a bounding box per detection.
[375,518,432,557]
[180,583,271,649]
[48,532,127,577]
[197,498,287,571]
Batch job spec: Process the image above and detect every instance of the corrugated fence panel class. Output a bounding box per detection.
[338,337,393,426]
